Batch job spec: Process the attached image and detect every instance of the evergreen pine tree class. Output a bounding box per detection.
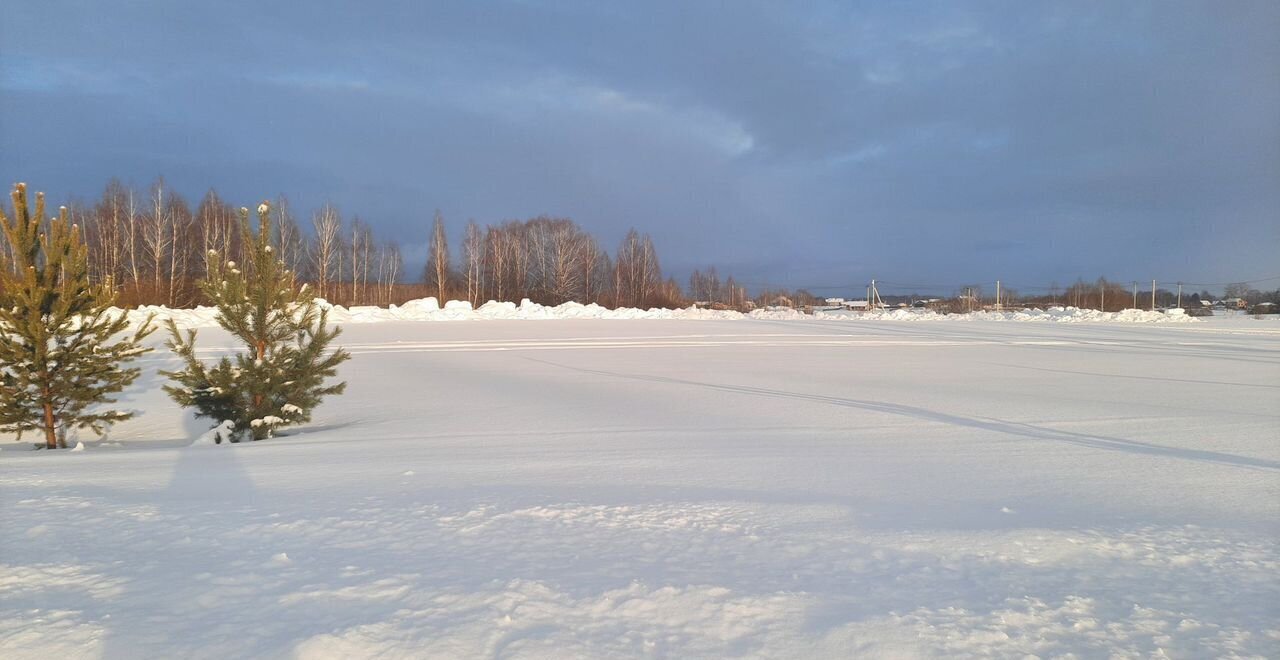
[163,201,349,441]
[0,183,155,449]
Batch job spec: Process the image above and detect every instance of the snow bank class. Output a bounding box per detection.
[119,299,1195,330]
[815,306,1196,323]
[976,306,1198,323]
[346,298,746,323]
[122,298,744,328]
[747,307,809,320]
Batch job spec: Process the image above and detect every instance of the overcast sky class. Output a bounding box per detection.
[2,1,1277,294]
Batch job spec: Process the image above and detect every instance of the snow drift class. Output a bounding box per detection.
[122,298,1195,329]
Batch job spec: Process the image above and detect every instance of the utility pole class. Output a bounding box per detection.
[1132,281,1138,310]
[1151,279,1157,310]
[1100,283,1104,312]
[995,280,1001,311]
[1177,282,1183,309]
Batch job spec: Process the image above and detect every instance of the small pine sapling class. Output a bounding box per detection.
[0,183,155,449]
[163,202,349,441]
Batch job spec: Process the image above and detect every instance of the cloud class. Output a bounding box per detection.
[475,76,756,158]
[250,72,372,93]
[0,56,150,94]
[1,0,1277,289]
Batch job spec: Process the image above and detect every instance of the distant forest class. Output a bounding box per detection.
[4,178,752,310]
[4,178,1275,313]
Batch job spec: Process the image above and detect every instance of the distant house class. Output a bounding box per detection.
[1251,302,1277,315]
[825,297,845,305]
[842,300,869,311]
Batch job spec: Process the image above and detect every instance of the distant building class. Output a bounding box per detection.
[842,300,869,311]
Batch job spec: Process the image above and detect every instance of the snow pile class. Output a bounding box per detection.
[128,304,222,328]
[121,298,745,329]
[361,298,746,323]
[816,306,1196,323]
[978,306,1198,323]
[814,308,938,321]
[747,307,809,320]
[190,420,236,446]
[119,299,1196,330]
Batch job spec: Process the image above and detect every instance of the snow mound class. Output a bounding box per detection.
[123,298,745,328]
[980,307,1197,323]
[190,420,237,447]
[117,299,1195,330]
[814,306,1195,323]
[130,304,222,328]
[748,308,809,320]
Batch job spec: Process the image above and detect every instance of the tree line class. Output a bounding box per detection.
[4,178,749,310]
[424,213,686,309]
[39,178,404,308]
[1009,277,1279,312]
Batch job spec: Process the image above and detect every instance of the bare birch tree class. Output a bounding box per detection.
[197,189,239,280]
[614,229,661,308]
[311,204,341,302]
[425,211,450,302]
[463,219,483,306]
[376,240,402,306]
[140,180,175,304]
[349,218,374,305]
[275,197,307,279]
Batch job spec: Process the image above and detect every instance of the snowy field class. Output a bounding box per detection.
[2,309,1278,658]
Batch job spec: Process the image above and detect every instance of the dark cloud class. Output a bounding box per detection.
[2,1,1277,293]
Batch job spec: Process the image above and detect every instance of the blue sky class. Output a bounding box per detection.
[2,1,1277,294]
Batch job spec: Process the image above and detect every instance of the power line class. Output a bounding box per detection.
[729,274,1280,296]
[1172,274,1280,287]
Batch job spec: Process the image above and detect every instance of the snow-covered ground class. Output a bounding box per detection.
[2,309,1278,658]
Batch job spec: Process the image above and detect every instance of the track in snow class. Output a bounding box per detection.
[3,317,1278,658]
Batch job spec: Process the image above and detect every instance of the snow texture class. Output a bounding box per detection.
[2,310,1277,658]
